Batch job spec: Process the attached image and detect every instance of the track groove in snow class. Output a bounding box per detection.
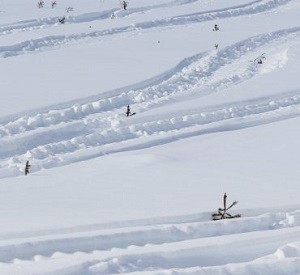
[1,88,300,177]
[0,209,299,263]
[2,217,300,274]
[121,252,300,275]
[0,26,299,138]
[0,0,293,59]
[0,0,199,36]
[0,27,299,177]
[0,9,116,36]
[79,228,300,274]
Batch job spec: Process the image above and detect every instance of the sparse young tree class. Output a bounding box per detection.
[213,24,219,31]
[37,0,45,8]
[51,1,57,8]
[121,1,128,10]
[125,105,136,117]
[212,193,241,220]
[251,53,266,65]
[126,105,131,117]
[58,16,66,24]
[25,161,31,176]
[66,6,73,13]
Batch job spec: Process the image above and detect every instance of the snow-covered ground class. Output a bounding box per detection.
[0,0,300,274]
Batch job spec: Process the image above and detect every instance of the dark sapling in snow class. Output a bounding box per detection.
[126,105,136,117]
[58,17,66,24]
[25,161,31,176]
[212,193,241,220]
[214,43,219,49]
[66,6,73,13]
[251,53,266,65]
[213,24,219,31]
[126,105,130,117]
[37,0,45,8]
[52,1,57,8]
[122,1,128,10]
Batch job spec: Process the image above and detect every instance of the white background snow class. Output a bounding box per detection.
[0,0,299,274]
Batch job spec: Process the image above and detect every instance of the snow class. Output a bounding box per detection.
[0,0,299,274]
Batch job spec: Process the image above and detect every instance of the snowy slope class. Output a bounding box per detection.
[0,0,300,274]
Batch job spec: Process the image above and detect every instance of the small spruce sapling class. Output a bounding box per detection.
[58,17,66,24]
[126,105,136,117]
[121,1,128,10]
[66,6,73,13]
[37,0,45,8]
[250,53,266,65]
[126,105,131,117]
[212,193,241,220]
[213,24,219,31]
[25,161,31,176]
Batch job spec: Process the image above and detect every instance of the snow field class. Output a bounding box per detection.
[0,0,299,273]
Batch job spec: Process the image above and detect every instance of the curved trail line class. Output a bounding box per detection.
[2,88,300,177]
[97,242,300,275]
[1,213,300,274]
[0,0,199,36]
[0,0,293,59]
[0,28,300,177]
[0,26,299,139]
[77,228,300,274]
[0,210,298,263]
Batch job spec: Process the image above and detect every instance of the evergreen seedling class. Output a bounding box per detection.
[25,161,31,176]
[122,1,128,10]
[212,193,241,220]
[37,0,45,8]
[58,17,66,24]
